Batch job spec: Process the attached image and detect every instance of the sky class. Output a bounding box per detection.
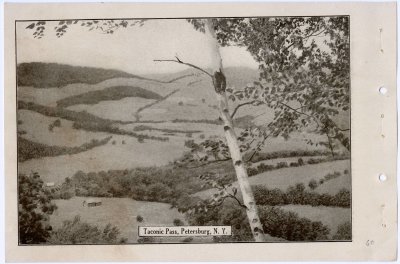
[16,19,259,75]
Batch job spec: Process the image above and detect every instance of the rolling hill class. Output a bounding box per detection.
[17,62,161,88]
[56,86,163,107]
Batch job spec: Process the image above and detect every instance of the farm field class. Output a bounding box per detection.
[67,97,155,122]
[18,109,109,147]
[18,134,187,184]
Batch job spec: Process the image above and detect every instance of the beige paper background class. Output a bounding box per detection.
[4,2,397,261]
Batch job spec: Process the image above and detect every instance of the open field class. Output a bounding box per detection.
[50,197,210,243]
[18,109,108,147]
[67,97,155,122]
[18,134,187,184]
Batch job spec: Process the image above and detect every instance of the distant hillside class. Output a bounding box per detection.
[17,62,158,88]
[57,86,163,107]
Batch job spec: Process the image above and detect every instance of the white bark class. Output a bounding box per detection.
[205,19,272,242]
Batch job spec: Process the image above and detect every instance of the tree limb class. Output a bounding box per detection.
[154,57,213,78]
[231,100,261,119]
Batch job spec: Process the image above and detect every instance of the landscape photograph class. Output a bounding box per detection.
[17,17,351,244]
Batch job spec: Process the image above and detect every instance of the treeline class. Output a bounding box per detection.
[51,167,204,202]
[253,184,351,208]
[18,136,112,162]
[56,86,162,107]
[246,149,338,163]
[133,125,201,134]
[18,101,168,142]
[171,118,221,125]
[247,155,349,176]
[17,62,154,88]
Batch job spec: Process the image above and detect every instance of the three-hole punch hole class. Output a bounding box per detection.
[378,173,387,182]
[379,86,388,95]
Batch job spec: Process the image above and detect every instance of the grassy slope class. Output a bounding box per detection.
[49,197,209,243]
[56,86,163,107]
[18,109,109,147]
[17,62,159,88]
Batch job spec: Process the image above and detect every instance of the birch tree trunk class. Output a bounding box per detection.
[205,19,272,242]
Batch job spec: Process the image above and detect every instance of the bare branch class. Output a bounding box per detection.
[277,101,321,129]
[231,100,261,119]
[154,57,213,78]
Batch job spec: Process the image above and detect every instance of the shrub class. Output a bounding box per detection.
[298,158,304,166]
[332,222,351,240]
[308,179,318,190]
[136,215,144,223]
[259,206,330,241]
[275,162,289,169]
[173,219,184,226]
[254,186,285,206]
[178,101,184,106]
[48,216,126,244]
[289,162,300,167]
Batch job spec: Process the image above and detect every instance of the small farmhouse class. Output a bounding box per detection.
[84,198,102,207]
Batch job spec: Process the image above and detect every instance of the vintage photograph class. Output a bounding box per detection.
[17,17,351,244]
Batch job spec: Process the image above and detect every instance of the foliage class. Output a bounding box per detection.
[183,199,331,242]
[173,219,184,226]
[253,184,351,208]
[18,136,112,162]
[217,17,350,151]
[308,179,318,190]
[136,215,144,223]
[133,125,201,134]
[18,172,57,244]
[332,221,351,240]
[55,167,205,203]
[259,206,330,241]
[56,86,162,107]
[48,119,61,132]
[47,215,126,244]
